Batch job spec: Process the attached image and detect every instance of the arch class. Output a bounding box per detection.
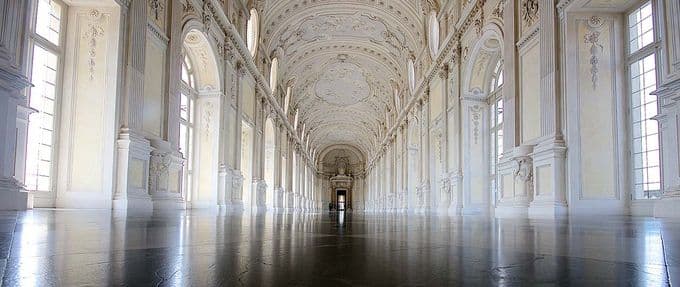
[462,23,504,97]
[182,26,222,92]
[317,144,366,168]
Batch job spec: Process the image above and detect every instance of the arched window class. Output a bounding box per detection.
[407,59,416,93]
[179,53,196,200]
[293,109,299,130]
[270,57,279,93]
[284,86,291,113]
[488,60,504,201]
[428,11,440,58]
[246,9,259,57]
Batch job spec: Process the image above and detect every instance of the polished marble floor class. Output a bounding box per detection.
[0,209,678,286]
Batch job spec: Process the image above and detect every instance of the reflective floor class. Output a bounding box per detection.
[0,209,679,286]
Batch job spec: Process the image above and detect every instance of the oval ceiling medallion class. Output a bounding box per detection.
[314,62,370,106]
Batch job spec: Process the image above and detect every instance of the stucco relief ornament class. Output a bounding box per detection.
[493,0,506,19]
[147,0,165,27]
[470,105,482,144]
[474,11,484,36]
[202,3,213,32]
[82,9,105,81]
[584,16,604,89]
[514,158,533,182]
[521,0,539,27]
[149,152,171,192]
[202,102,215,135]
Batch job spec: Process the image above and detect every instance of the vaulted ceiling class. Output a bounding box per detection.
[260,0,428,158]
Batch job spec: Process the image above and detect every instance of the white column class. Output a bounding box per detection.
[528,0,568,218]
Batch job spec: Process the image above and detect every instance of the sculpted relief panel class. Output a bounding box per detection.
[315,62,370,106]
[278,12,408,57]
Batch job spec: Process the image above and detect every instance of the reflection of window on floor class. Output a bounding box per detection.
[25,0,65,192]
[627,1,661,199]
[180,54,196,201]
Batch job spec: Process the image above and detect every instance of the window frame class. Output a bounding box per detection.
[24,0,68,193]
[179,52,197,202]
[624,0,663,200]
[488,60,504,205]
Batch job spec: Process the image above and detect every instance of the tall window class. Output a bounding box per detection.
[25,0,65,192]
[489,60,504,201]
[246,9,259,57]
[627,1,661,199]
[180,54,196,201]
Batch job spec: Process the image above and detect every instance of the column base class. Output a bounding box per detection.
[154,197,187,210]
[654,188,680,218]
[448,203,463,216]
[223,202,244,212]
[0,178,28,210]
[528,200,567,219]
[462,205,486,215]
[113,190,153,211]
[494,204,529,218]
[250,205,267,214]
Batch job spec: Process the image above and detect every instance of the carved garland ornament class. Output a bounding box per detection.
[584,16,604,89]
[82,10,105,81]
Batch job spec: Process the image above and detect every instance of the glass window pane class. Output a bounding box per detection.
[629,52,660,199]
[26,45,58,192]
[35,0,62,45]
[627,2,654,54]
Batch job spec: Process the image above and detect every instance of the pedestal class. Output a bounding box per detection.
[528,138,568,218]
[0,178,28,210]
[112,130,153,211]
[654,187,680,218]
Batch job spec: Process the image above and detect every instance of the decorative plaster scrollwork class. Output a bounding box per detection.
[584,16,604,89]
[82,10,105,81]
[521,0,539,27]
[203,102,215,136]
[147,0,165,27]
[492,0,506,19]
[149,151,171,193]
[202,3,214,32]
[474,10,484,36]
